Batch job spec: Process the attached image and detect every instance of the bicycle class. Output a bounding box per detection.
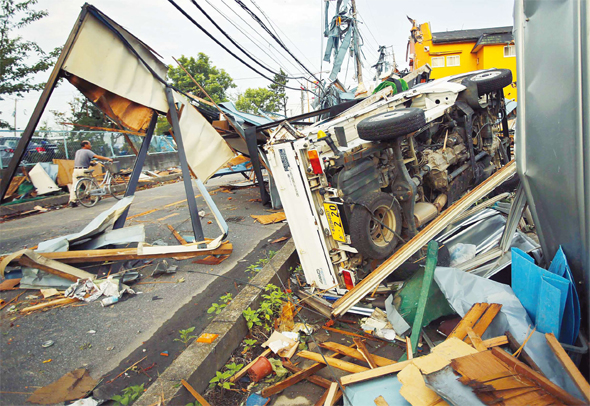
[74,160,129,207]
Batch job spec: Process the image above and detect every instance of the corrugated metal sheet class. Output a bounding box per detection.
[514,0,589,304]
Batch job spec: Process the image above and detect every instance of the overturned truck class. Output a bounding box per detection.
[266,69,513,293]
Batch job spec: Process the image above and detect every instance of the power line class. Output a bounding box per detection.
[167,0,315,93]
[190,0,307,80]
[204,0,308,82]
[232,0,322,84]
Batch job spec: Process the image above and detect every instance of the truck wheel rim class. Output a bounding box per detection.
[369,205,395,247]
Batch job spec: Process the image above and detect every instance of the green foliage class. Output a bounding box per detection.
[207,293,233,316]
[209,362,242,390]
[111,384,145,406]
[235,87,279,115]
[268,69,288,116]
[242,307,262,330]
[243,338,257,352]
[245,251,277,277]
[168,54,235,104]
[174,327,197,346]
[262,284,286,314]
[0,0,61,128]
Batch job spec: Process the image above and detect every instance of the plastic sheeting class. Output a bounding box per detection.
[434,267,585,401]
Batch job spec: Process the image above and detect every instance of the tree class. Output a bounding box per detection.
[268,69,288,117]
[168,54,236,104]
[235,88,278,115]
[0,0,60,128]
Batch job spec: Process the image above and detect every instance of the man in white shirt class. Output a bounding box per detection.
[69,140,113,207]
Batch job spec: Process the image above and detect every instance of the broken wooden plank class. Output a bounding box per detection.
[398,363,445,406]
[261,351,347,397]
[332,161,517,317]
[167,224,188,245]
[482,335,508,348]
[545,333,590,403]
[322,326,381,342]
[374,395,389,406]
[323,382,339,406]
[353,338,378,368]
[340,360,413,386]
[7,242,233,264]
[491,347,586,406]
[505,331,542,373]
[181,379,211,406]
[0,278,20,291]
[297,350,369,373]
[296,289,332,318]
[18,250,95,282]
[230,349,271,383]
[469,303,502,340]
[20,298,78,313]
[466,328,488,352]
[282,361,332,389]
[405,337,414,360]
[319,342,395,367]
[250,212,286,224]
[447,303,489,341]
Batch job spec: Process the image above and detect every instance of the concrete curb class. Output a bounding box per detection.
[0,173,181,217]
[136,240,297,406]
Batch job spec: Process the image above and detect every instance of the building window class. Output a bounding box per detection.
[446,55,460,67]
[431,56,445,68]
[504,45,516,57]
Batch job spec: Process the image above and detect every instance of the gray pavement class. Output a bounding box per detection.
[0,174,289,405]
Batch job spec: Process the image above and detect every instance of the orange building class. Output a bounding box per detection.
[408,22,518,100]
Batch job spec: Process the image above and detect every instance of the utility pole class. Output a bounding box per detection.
[13,98,18,136]
[301,88,305,115]
[350,0,363,84]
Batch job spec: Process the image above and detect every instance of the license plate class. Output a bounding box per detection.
[323,202,346,243]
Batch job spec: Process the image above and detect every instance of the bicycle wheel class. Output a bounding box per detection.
[75,178,101,207]
[109,173,129,200]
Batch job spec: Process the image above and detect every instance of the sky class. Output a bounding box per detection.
[0,0,515,131]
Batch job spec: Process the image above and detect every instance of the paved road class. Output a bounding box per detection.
[0,174,289,404]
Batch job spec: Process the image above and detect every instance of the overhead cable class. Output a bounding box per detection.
[189,0,305,79]
[168,0,317,93]
[232,0,322,84]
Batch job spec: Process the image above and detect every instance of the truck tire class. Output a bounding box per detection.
[357,108,426,142]
[349,192,403,260]
[464,69,512,96]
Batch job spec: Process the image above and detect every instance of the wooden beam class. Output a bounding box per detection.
[466,328,488,352]
[482,335,508,348]
[332,161,517,317]
[340,359,413,386]
[322,326,381,342]
[282,361,332,389]
[6,243,232,265]
[18,256,79,283]
[181,379,211,406]
[469,303,502,341]
[20,298,78,313]
[545,333,590,403]
[230,349,271,383]
[319,342,395,367]
[167,224,188,245]
[491,347,586,406]
[505,331,542,373]
[353,338,378,368]
[447,303,489,341]
[323,382,339,406]
[405,337,414,360]
[261,351,347,397]
[297,351,369,373]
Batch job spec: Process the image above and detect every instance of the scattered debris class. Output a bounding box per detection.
[251,212,286,225]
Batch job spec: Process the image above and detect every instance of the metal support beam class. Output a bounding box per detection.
[165,87,206,247]
[0,7,88,202]
[113,112,158,230]
[245,126,270,205]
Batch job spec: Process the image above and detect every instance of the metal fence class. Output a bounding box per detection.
[0,130,177,169]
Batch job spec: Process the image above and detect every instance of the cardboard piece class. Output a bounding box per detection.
[27,369,96,404]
